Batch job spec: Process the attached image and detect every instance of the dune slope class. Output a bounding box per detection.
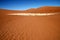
[0,6,60,13]
[0,14,60,40]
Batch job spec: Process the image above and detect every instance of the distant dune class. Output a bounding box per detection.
[0,6,60,14]
[25,6,60,13]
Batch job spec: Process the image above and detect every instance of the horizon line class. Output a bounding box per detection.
[0,6,60,10]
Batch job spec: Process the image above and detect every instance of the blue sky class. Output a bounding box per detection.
[0,0,60,10]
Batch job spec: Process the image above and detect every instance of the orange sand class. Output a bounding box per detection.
[0,6,60,13]
[0,14,60,40]
[0,6,60,40]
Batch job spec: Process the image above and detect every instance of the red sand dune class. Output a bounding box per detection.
[0,6,60,40]
[24,6,60,13]
[0,6,60,14]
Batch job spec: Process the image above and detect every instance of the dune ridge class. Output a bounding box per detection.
[0,6,60,14]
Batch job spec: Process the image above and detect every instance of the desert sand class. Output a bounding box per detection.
[0,6,60,14]
[0,6,60,40]
[0,13,60,40]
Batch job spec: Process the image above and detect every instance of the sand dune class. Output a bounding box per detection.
[0,6,60,40]
[0,13,60,40]
[24,6,60,13]
[0,6,60,14]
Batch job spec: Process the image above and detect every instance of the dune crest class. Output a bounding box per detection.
[0,6,60,14]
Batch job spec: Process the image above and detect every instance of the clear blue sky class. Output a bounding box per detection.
[0,0,60,10]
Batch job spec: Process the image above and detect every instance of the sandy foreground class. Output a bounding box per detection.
[0,13,60,40]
